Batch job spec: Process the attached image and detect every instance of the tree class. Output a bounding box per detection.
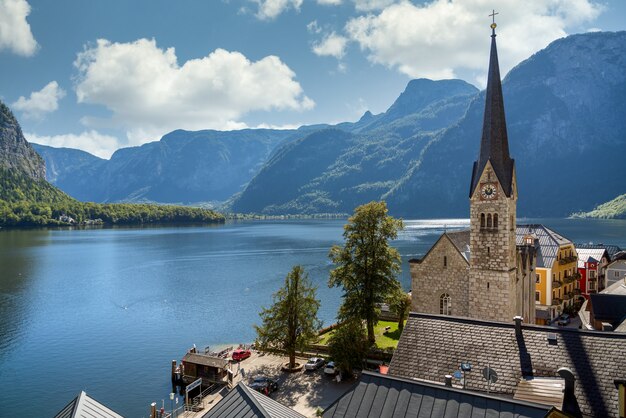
[329,201,403,344]
[255,265,321,369]
[388,288,412,332]
[328,319,369,378]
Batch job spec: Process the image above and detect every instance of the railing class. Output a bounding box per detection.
[574,289,582,295]
[563,276,575,284]
[552,280,562,289]
[563,292,573,301]
[559,256,578,265]
[551,298,562,306]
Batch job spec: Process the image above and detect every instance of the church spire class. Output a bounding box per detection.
[469,14,514,197]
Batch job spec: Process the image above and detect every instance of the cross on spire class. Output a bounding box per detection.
[489,9,498,25]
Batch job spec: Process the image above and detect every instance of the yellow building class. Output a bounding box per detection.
[516,225,579,324]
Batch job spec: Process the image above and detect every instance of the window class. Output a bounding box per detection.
[440,293,451,315]
[480,213,485,228]
[487,247,490,256]
[536,274,540,284]
[493,214,498,228]
[589,270,596,279]
[616,271,620,278]
[535,291,540,301]
[444,256,447,267]
[487,214,492,228]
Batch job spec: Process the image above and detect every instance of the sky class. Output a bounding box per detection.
[1,0,625,159]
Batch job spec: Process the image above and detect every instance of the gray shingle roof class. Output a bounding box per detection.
[323,371,550,418]
[516,224,573,268]
[183,352,230,369]
[54,391,124,418]
[202,382,305,418]
[446,231,471,262]
[575,243,622,260]
[389,313,626,418]
[576,248,607,268]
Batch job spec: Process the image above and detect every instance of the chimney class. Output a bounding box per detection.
[444,375,453,387]
[615,379,626,418]
[558,368,582,417]
[513,316,523,333]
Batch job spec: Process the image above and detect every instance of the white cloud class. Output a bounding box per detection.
[318,0,342,5]
[27,130,120,159]
[353,0,396,11]
[345,0,603,80]
[0,0,37,56]
[73,38,314,147]
[12,81,65,119]
[312,32,348,59]
[252,0,303,20]
[307,20,322,34]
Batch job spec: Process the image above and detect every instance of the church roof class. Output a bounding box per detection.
[54,391,124,418]
[470,25,515,198]
[323,371,550,418]
[389,313,626,418]
[516,224,573,269]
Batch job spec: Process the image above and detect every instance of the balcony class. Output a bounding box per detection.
[558,255,578,265]
[551,298,563,306]
[552,280,562,289]
[563,292,573,301]
[563,276,575,284]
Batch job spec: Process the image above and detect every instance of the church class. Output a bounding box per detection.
[410,20,538,324]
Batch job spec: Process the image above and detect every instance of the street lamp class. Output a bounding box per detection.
[170,392,175,418]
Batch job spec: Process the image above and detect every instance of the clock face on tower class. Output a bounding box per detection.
[481,183,498,200]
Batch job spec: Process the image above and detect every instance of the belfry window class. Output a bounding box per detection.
[487,214,492,228]
[493,214,498,229]
[480,213,485,228]
[440,293,451,315]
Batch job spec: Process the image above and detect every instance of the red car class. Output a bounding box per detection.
[232,349,251,361]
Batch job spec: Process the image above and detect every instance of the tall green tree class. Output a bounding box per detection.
[328,319,369,378]
[329,201,403,344]
[255,265,321,369]
[388,288,412,332]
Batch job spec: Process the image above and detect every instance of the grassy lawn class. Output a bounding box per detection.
[317,320,401,349]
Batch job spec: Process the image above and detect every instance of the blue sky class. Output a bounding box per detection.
[1,0,625,158]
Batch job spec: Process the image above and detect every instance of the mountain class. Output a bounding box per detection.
[385,31,626,218]
[233,31,626,217]
[230,79,478,214]
[0,100,223,226]
[35,129,298,204]
[1,102,46,181]
[572,193,626,219]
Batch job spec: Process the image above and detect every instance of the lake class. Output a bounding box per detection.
[1,218,625,417]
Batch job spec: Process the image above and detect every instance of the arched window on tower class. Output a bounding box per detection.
[493,214,498,229]
[480,213,485,229]
[440,293,451,315]
[487,214,492,228]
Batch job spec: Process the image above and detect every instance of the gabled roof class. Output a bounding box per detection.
[183,352,229,369]
[202,382,305,418]
[409,231,470,265]
[575,248,607,268]
[54,391,124,418]
[323,371,550,418]
[516,224,573,268]
[389,313,626,418]
[470,26,514,198]
[574,243,622,260]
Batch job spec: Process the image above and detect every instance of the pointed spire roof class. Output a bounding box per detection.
[470,21,515,197]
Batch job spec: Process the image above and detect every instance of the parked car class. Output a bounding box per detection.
[305,357,325,371]
[232,349,251,361]
[324,361,337,376]
[557,314,571,326]
[249,376,278,394]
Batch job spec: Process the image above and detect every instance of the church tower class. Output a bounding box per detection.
[468,19,519,321]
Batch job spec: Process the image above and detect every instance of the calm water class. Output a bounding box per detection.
[1,218,625,417]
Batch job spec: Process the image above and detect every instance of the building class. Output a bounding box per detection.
[389,312,626,417]
[181,351,230,385]
[411,18,538,324]
[54,391,124,418]
[201,382,305,418]
[579,278,626,332]
[606,252,626,286]
[576,247,610,298]
[323,371,551,418]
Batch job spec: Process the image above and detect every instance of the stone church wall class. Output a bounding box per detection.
[411,235,469,317]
